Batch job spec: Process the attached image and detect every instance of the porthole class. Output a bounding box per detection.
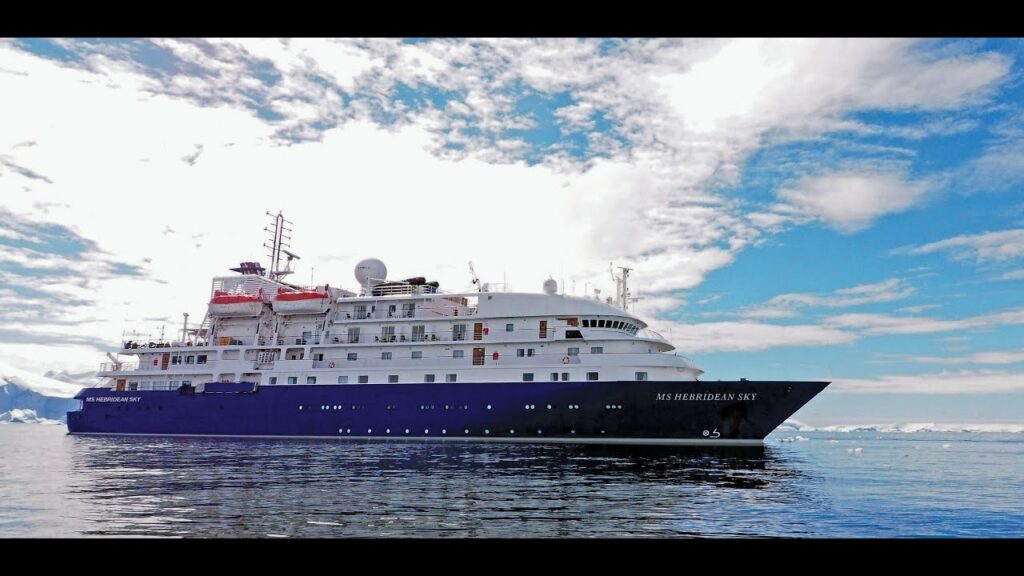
[368,428,372,434]
[442,429,447,434]
[510,429,515,434]
[346,428,351,433]
[299,405,303,410]
[547,405,552,409]
[464,429,469,434]
[571,430,576,434]
[537,430,542,434]
[405,429,410,434]
[338,428,343,433]
[485,429,490,434]
[486,404,492,410]
[386,428,391,434]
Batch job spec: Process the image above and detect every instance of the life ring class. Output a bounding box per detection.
[561,356,570,364]
[328,361,336,368]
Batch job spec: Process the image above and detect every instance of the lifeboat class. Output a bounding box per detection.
[208,290,264,317]
[273,289,330,315]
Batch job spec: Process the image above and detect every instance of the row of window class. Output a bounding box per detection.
[267,371,649,385]
[342,346,609,362]
[582,319,639,335]
[168,355,208,365]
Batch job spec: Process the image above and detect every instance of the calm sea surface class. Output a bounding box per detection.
[1,425,1022,537]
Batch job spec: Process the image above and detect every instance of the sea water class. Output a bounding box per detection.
[1,425,1021,537]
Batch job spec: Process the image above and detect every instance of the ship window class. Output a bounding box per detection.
[424,374,435,383]
[287,376,297,384]
[453,324,466,341]
[347,353,358,361]
[307,376,317,385]
[269,377,277,385]
[591,347,603,354]
[517,348,525,357]
[347,327,360,343]
[140,381,152,391]
[412,325,425,342]
[550,372,558,381]
[338,376,349,384]
[185,355,195,364]
[171,356,181,365]
[402,303,416,318]
[587,372,599,381]
[635,372,648,381]
[381,351,392,360]
[565,330,583,339]
[522,373,534,382]
[412,351,422,359]
[453,350,465,359]
[506,323,514,332]
[354,305,367,319]
[358,375,369,383]
[596,320,604,328]
[381,326,395,342]
[388,375,399,383]
[446,374,457,383]
[314,353,324,361]
[561,372,569,381]
[182,380,192,386]
[527,348,535,357]
[568,347,579,356]
[128,382,139,391]
[197,355,207,364]
[582,319,590,328]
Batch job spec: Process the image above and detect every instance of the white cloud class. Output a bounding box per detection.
[774,171,929,233]
[833,369,1024,394]
[891,350,1024,366]
[739,278,914,318]
[903,229,1024,263]
[0,38,1013,375]
[826,308,1024,335]
[651,319,857,354]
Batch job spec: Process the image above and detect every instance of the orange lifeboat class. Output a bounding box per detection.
[273,288,330,315]
[208,290,264,317]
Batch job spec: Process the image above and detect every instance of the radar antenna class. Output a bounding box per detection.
[264,211,298,281]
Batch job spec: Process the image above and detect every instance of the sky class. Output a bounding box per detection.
[1,38,1023,424]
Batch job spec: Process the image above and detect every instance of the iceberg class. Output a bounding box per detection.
[0,362,89,424]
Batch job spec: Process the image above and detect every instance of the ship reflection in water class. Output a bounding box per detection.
[64,435,809,537]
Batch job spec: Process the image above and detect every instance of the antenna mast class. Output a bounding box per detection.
[610,263,641,311]
[264,211,298,282]
[468,261,481,292]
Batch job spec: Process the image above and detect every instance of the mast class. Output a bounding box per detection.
[263,211,299,282]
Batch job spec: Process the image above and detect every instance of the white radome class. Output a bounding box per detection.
[543,277,558,295]
[354,258,387,287]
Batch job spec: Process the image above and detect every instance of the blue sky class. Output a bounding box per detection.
[1,38,1023,423]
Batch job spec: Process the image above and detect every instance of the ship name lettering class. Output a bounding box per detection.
[86,396,142,403]
[655,392,758,401]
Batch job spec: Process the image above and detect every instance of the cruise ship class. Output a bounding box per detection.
[67,212,828,445]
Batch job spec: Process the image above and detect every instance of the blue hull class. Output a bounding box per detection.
[67,380,827,446]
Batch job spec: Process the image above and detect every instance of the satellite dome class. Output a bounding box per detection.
[543,277,558,295]
[354,258,387,287]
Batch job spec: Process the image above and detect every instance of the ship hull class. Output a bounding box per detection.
[67,380,827,446]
